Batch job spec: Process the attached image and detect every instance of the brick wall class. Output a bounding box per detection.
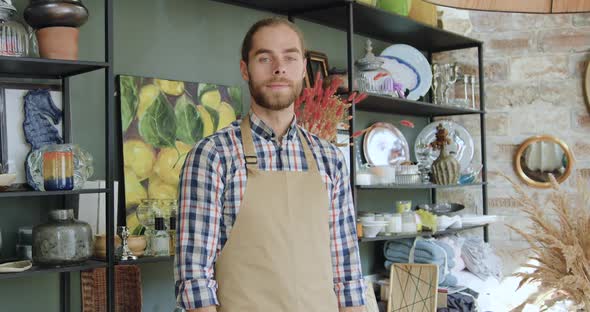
[435,9,590,274]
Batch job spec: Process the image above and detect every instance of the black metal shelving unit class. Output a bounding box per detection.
[359,224,486,243]
[357,94,484,116]
[117,256,174,265]
[211,0,489,274]
[0,188,110,198]
[0,260,108,281]
[0,0,114,311]
[357,182,487,190]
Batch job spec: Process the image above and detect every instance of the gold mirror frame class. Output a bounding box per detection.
[585,61,589,113]
[514,135,574,188]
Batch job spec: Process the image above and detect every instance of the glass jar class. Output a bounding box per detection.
[136,199,160,256]
[355,67,400,97]
[136,199,159,229]
[0,1,30,57]
[32,209,93,267]
[26,144,94,191]
[401,211,416,233]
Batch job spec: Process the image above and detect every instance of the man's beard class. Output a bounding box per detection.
[248,75,303,111]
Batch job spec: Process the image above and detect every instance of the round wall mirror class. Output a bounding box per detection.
[585,61,589,112]
[514,136,574,188]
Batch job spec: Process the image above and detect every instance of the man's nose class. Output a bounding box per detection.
[273,59,287,75]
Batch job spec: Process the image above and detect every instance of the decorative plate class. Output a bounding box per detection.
[0,260,32,273]
[380,44,432,101]
[414,120,474,170]
[363,122,410,166]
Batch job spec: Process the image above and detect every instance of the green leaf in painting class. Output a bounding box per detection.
[138,92,177,148]
[120,75,138,133]
[175,94,203,145]
[228,86,242,117]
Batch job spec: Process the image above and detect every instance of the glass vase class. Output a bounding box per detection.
[32,209,94,267]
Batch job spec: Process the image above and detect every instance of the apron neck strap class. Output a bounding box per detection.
[240,114,259,170]
[240,113,319,174]
[295,127,319,174]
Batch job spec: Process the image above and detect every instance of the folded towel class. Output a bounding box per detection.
[384,239,446,261]
[434,240,456,269]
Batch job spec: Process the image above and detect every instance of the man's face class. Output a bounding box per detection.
[240,24,306,111]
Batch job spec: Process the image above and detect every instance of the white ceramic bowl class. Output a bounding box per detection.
[356,173,373,185]
[0,173,16,188]
[362,220,389,227]
[363,224,384,238]
[359,216,375,223]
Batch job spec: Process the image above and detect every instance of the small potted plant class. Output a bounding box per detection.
[23,0,89,60]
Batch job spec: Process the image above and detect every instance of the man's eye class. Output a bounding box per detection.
[286,56,297,61]
[259,57,271,63]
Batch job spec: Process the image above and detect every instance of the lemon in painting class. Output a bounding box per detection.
[216,101,236,130]
[153,141,193,186]
[200,89,222,110]
[123,139,156,181]
[137,84,160,119]
[124,167,147,209]
[196,105,215,137]
[155,79,185,96]
[148,175,179,202]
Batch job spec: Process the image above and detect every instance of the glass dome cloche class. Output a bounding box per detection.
[354,39,404,98]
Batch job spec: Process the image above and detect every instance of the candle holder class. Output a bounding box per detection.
[116,226,137,261]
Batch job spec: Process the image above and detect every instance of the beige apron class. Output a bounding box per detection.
[215,116,339,312]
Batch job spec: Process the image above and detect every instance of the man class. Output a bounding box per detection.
[175,17,365,312]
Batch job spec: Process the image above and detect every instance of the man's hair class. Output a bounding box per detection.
[241,17,306,64]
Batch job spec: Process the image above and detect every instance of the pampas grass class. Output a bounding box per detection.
[504,173,590,311]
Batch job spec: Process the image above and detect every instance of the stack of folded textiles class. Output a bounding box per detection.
[383,237,459,287]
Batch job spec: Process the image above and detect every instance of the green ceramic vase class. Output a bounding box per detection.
[431,145,460,185]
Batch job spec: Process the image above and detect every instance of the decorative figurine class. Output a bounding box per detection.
[117,226,137,261]
[430,124,460,185]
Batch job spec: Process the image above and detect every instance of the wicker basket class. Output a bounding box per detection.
[81,265,142,312]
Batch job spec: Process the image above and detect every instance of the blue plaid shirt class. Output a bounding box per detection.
[175,112,365,309]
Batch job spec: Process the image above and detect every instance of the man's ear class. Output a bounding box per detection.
[240,60,249,82]
[302,57,307,80]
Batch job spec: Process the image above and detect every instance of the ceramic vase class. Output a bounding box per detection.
[431,145,459,185]
[32,209,94,267]
[24,0,88,60]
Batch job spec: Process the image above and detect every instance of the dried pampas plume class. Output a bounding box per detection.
[502,173,590,311]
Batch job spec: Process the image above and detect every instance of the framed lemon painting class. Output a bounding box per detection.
[117,75,242,234]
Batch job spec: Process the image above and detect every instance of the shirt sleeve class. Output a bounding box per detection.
[330,148,366,307]
[175,138,225,310]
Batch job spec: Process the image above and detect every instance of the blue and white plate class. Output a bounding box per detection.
[380,44,432,101]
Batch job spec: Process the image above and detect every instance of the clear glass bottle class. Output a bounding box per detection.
[151,216,169,257]
[136,199,158,256]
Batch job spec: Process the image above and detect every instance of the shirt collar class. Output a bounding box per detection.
[249,111,299,142]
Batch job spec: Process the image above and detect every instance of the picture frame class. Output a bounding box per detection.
[306,51,329,87]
